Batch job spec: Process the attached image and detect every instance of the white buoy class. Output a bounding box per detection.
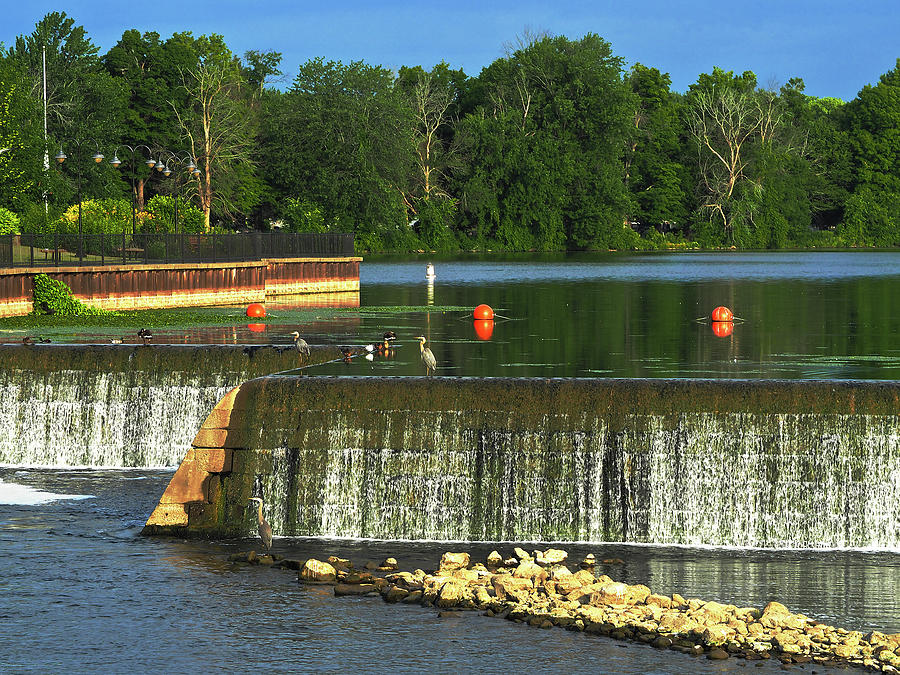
[425,262,436,280]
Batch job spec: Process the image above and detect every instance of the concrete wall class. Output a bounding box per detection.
[142,376,900,548]
[0,257,361,316]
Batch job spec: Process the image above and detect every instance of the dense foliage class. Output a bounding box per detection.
[31,273,113,316]
[1,13,900,251]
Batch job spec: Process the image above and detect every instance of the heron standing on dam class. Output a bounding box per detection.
[416,336,436,376]
[247,497,273,553]
[290,331,310,356]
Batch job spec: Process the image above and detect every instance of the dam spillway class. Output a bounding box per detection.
[143,376,900,549]
[0,344,341,468]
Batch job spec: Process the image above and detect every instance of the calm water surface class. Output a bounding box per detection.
[57,250,900,380]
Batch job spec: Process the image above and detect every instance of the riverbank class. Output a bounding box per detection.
[233,546,900,672]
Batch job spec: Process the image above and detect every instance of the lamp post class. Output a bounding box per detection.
[157,151,200,236]
[108,145,155,238]
[54,142,104,262]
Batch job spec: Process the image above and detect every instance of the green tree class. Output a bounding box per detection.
[456,33,635,250]
[261,57,413,250]
[624,64,689,233]
[840,59,900,245]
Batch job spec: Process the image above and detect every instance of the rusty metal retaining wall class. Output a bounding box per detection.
[0,257,361,316]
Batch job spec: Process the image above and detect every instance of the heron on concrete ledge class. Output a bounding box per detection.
[416,336,436,376]
[290,331,310,356]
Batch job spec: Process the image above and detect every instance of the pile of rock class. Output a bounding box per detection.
[234,547,900,672]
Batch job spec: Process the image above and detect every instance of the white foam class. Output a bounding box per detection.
[0,479,94,505]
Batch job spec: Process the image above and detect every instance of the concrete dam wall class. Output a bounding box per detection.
[0,344,344,467]
[142,376,900,549]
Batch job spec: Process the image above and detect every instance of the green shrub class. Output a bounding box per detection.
[282,198,328,233]
[31,273,114,316]
[0,206,20,235]
[144,195,205,234]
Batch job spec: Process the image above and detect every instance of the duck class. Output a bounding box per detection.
[138,328,152,344]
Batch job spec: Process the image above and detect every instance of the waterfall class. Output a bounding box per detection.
[0,344,339,468]
[180,376,900,549]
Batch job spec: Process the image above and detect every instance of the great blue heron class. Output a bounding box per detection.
[138,328,152,344]
[290,331,310,356]
[416,336,436,375]
[247,497,273,553]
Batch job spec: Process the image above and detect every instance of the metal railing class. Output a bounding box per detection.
[0,232,355,267]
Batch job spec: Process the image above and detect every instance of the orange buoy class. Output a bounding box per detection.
[247,323,266,333]
[473,304,494,320]
[246,303,266,318]
[473,319,494,341]
[711,321,734,338]
[711,306,734,322]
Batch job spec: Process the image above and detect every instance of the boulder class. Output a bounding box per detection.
[439,552,470,571]
[537,548,568,565]
[625,584,652,605]
[486,550,503,567]
[437,580,471,608]
[493,575,534,601]
[380,557,399,570]
[334,583,377,596]
[591,582,628,607]
[299,558,337,583]
[645,594,672,609]
[513,547,531,561]
[513,561,547,581]
[381,586,409,603]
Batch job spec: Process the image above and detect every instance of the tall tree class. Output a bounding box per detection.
[261,57,412,250]
[624,63,689,232]
[841,59,900,245]
[456,33,635,250]
[169,33,261,229]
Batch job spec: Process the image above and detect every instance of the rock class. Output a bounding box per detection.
[502,557,518,567]
[363,560,379,570]
[625,584,652,605]
[591,582,628,607]
[579,553,596,568]
[693,600,731,626]
[537,548,568,565]
[549,565,573,580]
[438,610,465,618]
[327,555,351,570]
[602,558,625,565]
[572,569,597,585]
[703,625,735,646]
[334,583,377,596]
[513,561,547,581]
[760,601,804,630]
[381,585,409,603]
[439,551,470,571]
[645,594,672,609]
[652,636,673,649]
[493,576,534,602]
[299,558,337,583]
[380,557,399,570]
[707,648,729,660]
[671,593,687,607]
[513,547,531,561]
[486,550,503,567]
[437,580,471,608]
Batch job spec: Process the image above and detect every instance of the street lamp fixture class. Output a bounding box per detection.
[109,144,154,238]
[54,141,104,262]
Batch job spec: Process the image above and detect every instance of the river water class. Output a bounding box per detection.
[2,252,900,671]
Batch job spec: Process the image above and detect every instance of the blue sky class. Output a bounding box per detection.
[1,0,897,101]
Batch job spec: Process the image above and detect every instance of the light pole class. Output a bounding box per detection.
[108,145,155,238]
[156,151,200,236]
[54,142,104,262]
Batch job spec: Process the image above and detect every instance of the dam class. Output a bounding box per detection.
[141,374,900,549]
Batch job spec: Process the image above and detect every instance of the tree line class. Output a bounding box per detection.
[1,12,899,252]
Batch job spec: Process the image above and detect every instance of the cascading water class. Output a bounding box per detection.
[177,376,900,549]
[0,344,336,468]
